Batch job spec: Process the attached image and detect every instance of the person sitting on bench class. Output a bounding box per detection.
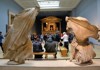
[44,38,57,58]
[33,38,44,59]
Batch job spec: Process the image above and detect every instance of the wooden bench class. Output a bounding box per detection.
[33,52,56,58]
[60,47,67,57]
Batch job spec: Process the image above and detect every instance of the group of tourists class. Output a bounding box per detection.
[31,31,74,59]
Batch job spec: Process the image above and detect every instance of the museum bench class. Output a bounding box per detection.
[33,52,56,58]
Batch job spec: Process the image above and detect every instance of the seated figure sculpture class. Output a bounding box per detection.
[66,17,99,65]
[3,7,40,64]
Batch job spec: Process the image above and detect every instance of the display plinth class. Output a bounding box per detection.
[0,59,100,70]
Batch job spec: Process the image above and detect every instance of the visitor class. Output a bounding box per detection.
[61,32,69,52]
[44,37,57,58]
[33,38,44,59]
[0,31,4,53]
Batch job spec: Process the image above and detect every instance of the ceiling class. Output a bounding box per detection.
[14,0,81,11]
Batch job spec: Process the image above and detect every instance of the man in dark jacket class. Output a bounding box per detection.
[44,38,57,58]
[33,38,44,59]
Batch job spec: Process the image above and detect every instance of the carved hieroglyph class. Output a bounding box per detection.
[66,17,99,64]
[3,7,40,64]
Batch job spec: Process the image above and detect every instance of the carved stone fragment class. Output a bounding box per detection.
[3,7,40,64]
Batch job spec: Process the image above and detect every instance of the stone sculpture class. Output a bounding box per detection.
[66,17,99,64]
[3,7,40,64]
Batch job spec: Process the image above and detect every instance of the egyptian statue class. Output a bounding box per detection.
[3,7,40,64]
[66,17,99,64]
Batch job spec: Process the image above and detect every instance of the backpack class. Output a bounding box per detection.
[59,42,63,46]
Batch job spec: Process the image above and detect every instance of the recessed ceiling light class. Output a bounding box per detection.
[37,0,60,7]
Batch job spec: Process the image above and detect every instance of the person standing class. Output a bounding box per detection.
[0,31,4,53]
[68,32,74,44]
[55,32,61,50]
[61,32,69,52]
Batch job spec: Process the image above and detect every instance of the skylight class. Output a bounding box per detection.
[37,0,60,8]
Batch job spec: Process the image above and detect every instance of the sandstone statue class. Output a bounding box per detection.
[3,7,40,64]
[66,17,99,65]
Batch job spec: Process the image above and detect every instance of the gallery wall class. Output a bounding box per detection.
[97,0,100,25]
[72,0,100,45]
[0,0,23,35]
